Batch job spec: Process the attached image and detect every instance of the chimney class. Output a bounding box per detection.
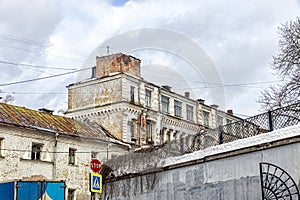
[96,53,141,78]
[162,85,172,91]
[197,99,205,104]
[38,108,54,115]
[211,104,219,109]
[227,109,233,115]
[184,92,190,98]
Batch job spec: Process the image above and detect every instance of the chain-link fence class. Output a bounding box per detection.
[220,102,300,144]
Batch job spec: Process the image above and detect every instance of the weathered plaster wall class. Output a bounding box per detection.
[68,78,122,111]
[0,126,127,199]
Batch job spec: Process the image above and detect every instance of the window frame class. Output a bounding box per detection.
[91,66,96,78]
[31,143,43,161]
[0,138,3,157]
[161,95,169,113]
[67,189,76,200]
[145,89,152,107]
[186,105,194,121]
[128,121,135,138]
[146,121,153,141]
[174,100,182,117]
[217,115,224,126]
[130,86,135,103]
[69,148,76,165]
[203,111,210,127]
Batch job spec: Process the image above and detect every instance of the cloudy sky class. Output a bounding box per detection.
[0,0,299,117]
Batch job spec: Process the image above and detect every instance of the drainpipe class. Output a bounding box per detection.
[53,132,59,180]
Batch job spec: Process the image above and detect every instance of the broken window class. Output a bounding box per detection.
[69,148,76,165]
[31,143,42,160]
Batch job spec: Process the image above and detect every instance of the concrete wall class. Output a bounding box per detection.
[102,125,300,199]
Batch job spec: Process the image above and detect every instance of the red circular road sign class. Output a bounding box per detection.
[90,159,102,173]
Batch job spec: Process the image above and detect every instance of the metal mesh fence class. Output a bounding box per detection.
[103,102,299,177]
[220,102,300,144]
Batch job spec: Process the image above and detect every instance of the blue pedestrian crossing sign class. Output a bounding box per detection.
[90,173,102,193]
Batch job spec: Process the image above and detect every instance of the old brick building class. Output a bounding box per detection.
[66,53,240,146]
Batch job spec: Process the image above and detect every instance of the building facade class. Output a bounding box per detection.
[0,103,129,199]
[66,53,240,146]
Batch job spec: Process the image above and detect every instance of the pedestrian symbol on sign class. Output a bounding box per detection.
[90,173,102,193]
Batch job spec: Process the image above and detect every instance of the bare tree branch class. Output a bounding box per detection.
[259,17,300,110]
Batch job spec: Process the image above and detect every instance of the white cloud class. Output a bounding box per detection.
[0,0,299,116]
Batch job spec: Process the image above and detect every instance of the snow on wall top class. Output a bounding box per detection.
[162,124,300,167]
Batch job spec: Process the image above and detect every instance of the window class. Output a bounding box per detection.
[91,66,96,78]
[226,119,233,125]
[91,151,98,159]
[69,148,76,165]
[146,121,152,141]
[128,121,134,138]
[174,100,182,117]
[217,116,223,126]
[145,89,152,107]
[67,189,75,200]
[130,86,135,103]
[31,143,42,160]
[203,111,210,127]
[186,105,194,121]
[161,96,169,113]
[0,138,3,157]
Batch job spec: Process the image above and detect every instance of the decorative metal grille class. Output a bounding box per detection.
[259,162,300,200]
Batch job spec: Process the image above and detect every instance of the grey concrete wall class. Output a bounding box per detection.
[102,138,300,200]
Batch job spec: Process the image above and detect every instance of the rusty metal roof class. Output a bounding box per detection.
[0,103,117,141]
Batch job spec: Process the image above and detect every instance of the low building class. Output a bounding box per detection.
[66,53,240,146]
[0,103,129,199]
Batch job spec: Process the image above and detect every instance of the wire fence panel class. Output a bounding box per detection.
[220,102,300,144]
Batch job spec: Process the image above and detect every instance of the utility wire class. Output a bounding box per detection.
[0,60,77,71]
[0,67,91,87]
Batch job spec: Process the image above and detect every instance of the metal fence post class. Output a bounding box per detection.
[218,126,223,144]
[268,111,274,131]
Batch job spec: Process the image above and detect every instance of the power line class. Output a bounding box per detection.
[0,43,84,63]
[0,67,91,87]
[1,148,108,153]
[0,60,77,71]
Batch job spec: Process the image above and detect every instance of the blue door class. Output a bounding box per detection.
[17,181,65,200]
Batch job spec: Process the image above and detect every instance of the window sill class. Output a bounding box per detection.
[20,158,53,164]
[68,164,78,167]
